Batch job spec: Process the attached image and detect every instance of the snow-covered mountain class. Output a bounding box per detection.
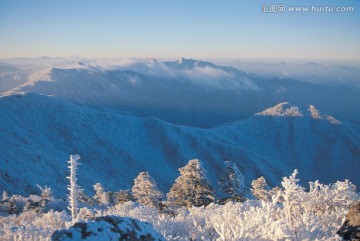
[256,102,341,124]
[2,58,360,127]
[1,93,359,197]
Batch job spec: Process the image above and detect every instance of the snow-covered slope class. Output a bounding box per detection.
[0,63,29,92]
[1,93,359,197]
[2,58,360,127]
[212,107,360,187]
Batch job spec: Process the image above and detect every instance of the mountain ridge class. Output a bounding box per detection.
[2,58,360,127]
[1,92,359,198]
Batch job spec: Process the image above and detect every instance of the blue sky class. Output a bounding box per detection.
[0,0,359,59]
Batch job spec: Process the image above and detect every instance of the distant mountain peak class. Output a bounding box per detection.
[172,58,217,69]
[177,57,198,65]
[256,102,341,124]
[177,57,184,64]
[256,102,303,117]
[146,57,158,63]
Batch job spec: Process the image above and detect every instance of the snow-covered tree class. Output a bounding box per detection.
[0,192,17,215]
[251,176,271,201]
[2,191,9,202]
[219,161,246,202]
[115,190,134,205]
[167,159,215,208]
[132,172,163,209]
[77,190,95,205]
[93,183,110,205]
[281,169,306,238]
[67,154,82,222]
[23,199,43,213]
[77,207,95,220]
[37,185,52,202]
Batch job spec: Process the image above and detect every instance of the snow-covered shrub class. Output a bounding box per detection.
[1,170,358,240]
[0,210,69,241]
[281,169,306,238]
[251,176,271,202]
[331,180,358,209]
[0,194,28,215]
[23,195,44,214]
[77,207,95,221]
[0,196,17,215]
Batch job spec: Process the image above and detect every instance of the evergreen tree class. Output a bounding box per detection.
[251,176,271,201]
[115,190,135,205]
[219,161,246,202]
[93,183,110,205]
[36,184,53,208]
[2,191,9,202]
[77,190,96,205]
[0,192,17,215]
[23,199,43,213]
[37,185,52,202]
[132,172,163,209]
[167,159,215,208]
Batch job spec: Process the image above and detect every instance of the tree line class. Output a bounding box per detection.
[65,155,276,221]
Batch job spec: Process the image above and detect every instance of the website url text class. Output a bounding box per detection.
[262,5,355,13]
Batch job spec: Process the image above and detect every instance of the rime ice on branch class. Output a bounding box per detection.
[67,154,82,222]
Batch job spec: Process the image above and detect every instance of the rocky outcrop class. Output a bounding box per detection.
[51,215,165,241]
[337,200,360,241]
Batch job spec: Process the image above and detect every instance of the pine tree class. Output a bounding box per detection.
[36,185,53,201]
[2,191,9,202]
[93,183,110,205]
[77,190,95,205]
[219,161,246,202]
[36,184,53,209]
[67,154,82,222]
[115,190,134,205]
[24,199,43,213]
[0,191,17,215]
[251,176,271,201]
[167,159,215,208]
[132,172,163,209]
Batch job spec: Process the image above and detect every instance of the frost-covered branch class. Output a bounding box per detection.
[67,154,82,222]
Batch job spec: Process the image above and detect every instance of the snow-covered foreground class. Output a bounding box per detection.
[1,172,358,241]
